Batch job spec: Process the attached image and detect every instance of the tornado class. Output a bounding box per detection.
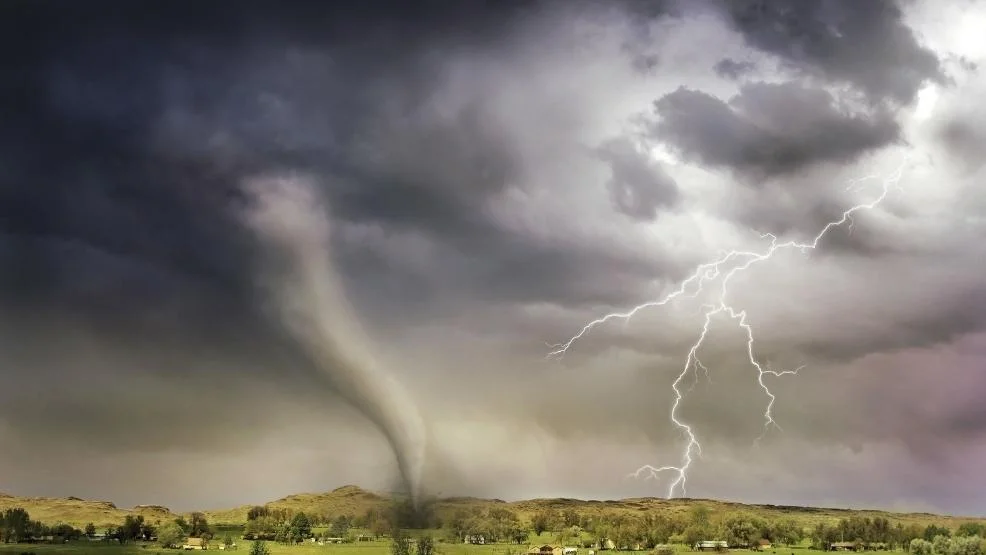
[238,175,427,507]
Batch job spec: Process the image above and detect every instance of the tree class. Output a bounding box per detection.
[417,535,436,555]
[157,521,185,548]
[532,510,558,536]
[85,522,97,539]
[949,536,985,555]
[689,506,711,528]
[957,525,986,538]
[117,514,144,543]
[556,526,579,547]
[773,518,803,546]
[174,516,190,535]
[683,524,711,547]
[189,512,212,539]
[290,512,313,539]
[392,529,413,555]
[331,515,351,537]
[912,539,935,555]
[723,516,761,547]
[250,539,271,555]
[141,521,156,541]
[1,507,31,543]
[274,523,289,544]
[372,517,391,539]
[926,526,952,541]
[563,510,581,528]
[52,523,81,541]
[247,506,270,521]
[224,534,235,549]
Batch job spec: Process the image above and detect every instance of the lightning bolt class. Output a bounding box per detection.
[547,158,908,498]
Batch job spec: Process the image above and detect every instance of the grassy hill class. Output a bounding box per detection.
[0,493,175,529]
[1,485,982,531]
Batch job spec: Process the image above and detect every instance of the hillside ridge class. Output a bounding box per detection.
[0,484,980,530]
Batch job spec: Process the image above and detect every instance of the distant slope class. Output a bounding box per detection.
[3,486,983,530]
[203,485,391,524]
[0,493,176,529]
[204,486,984,528]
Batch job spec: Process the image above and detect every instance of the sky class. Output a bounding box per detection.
[1,0,985,516]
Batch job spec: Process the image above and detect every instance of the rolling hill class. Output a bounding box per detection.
[0,485,982,531]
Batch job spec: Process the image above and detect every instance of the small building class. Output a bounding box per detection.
[830,542,859,552]
[183,537,207,550]
[755,540,772,551]
[530,544,564,555]
[564,548,579,555]
[694,540,728,552]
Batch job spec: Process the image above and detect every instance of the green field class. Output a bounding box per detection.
[0,542,846,555]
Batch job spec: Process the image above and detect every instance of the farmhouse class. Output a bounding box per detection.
[755,539,772,551]
[529,544,564,555]
[183,537,207,550]
[830,542,859,551]
[694,540,729,552]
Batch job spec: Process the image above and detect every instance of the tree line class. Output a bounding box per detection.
[0,508,82,543]
[234,500,986,554]
[5,500,986,555]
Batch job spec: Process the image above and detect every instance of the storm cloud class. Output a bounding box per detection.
[1,0,985,516]
[650,82,901,182]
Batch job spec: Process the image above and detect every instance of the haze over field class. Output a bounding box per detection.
[1,0,985,515]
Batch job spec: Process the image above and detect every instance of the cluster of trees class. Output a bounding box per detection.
[394,503,986,555]
[391,530,436,555]
[0,508,83,543]
[807,519,986,551]
[446,507,529,544]
[242,498,440,545]
[244,510,316,543]
[10,498,986,555]
[439,505,796,550]
[154,512,215,548]
[237,501,983,553]
[910,530,986,555]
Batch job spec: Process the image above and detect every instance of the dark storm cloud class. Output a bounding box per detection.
[713,58,757,80]
[0,0,540,486]
[712,0,945,104]
[0,0,601,340]
[596,138,680,221]
[650,82,902,182]
[0,0,682,485]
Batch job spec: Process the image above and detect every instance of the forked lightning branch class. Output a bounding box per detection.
[547,158,909,499]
